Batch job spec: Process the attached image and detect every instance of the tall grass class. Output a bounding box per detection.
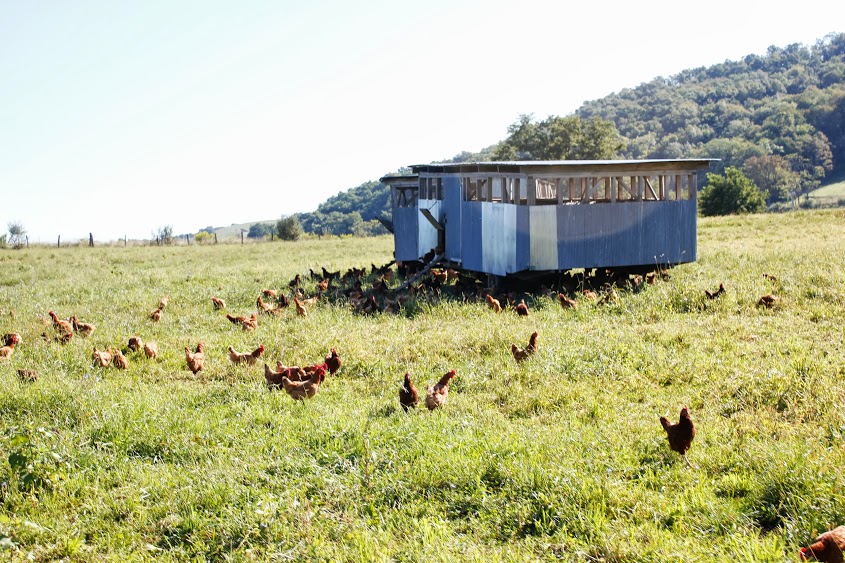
[1,210,844,561]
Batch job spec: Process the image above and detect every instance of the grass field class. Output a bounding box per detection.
[807,180,845,207]
[1,210,845,561]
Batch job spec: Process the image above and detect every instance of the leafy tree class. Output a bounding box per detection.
[699,167,767,216]
[247,223,271,239]
[276,215,302,241]
[492,114,624,161]
[194,231,213,244]
[743,155,799,204]
[7,221,26,248]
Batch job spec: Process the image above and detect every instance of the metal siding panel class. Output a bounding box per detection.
[557,201,698,270]
[462,203,484,272]
[417,200,441,256]
[529,206,559,270]
[393,208,419,262]
[515,206,531,273]
[443,176,462,263]
[503,205,517,274]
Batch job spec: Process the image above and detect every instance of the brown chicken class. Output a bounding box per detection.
[294,297,307,317]
[226,313,258,331]
[514,299,529,317]
[801,526,845,562]
[704,282,725,300]
[211,296,226,310]
[758,294,779,308]
[92,346,113,368]
[276,362,308,382]
[425,369,456,411]
[660,406,696,467]
[128,336,144,352]
[48,310,74,335]
[70,315,96,337]
[185,342,206,374]
[400,372,419,411]
[485,294,502,313]
[325,348,342,375]
[2,332,22,346]
[558,293,578,309]
[256,295,274,315]
[511,331,539,362]
[112,348,128,370]
[143,341,159,360]
[159,296,170,309]
[149,307,163,322]
[228,344,265,365]
[281,366,326,400]
[17,369,38,383]
[0,333,22,360]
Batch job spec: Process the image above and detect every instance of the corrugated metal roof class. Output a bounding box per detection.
[410,159,715,174]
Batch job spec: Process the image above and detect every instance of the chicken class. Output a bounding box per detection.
[583,289,598,300]
[127,336,144,352]
[42,330,73,345]
[301,295,319,307]
[645,272,657,285]
[558,293,578,309]
[159,296,170,309]
[228,344,265,366]
[294,297,307,317]
[425,369,456,411]
[704,282,725,300]
[325,348,342,375]
[92,346,113,368]
[485,294,502,313]
[149,307,163,322]
[261,288,278,298]
[763,273,779,282]
[264,363,286,388]
[17,369,38,383]
[399,372,419,411]
[758,294,779,308]
[185,342,205,374]
[143,341,159,360]
[515,299,529,317]
[211,296,226,310]
[0,333,22,360]
[226,312,258,331]
[2,333,22,346]
[660,406,696,467]
[281,366,326,400]
[801,526,845,562]
[48,310,74,335]
[112,348,128,370]
[255,295,282,315]
[70,315,96,337]
[288,274,301,289]
[511,332,538,363]
[316,279,329,294]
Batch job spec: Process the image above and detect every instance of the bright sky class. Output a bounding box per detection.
[1,0,840,242]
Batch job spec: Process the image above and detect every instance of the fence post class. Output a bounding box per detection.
[57,235,61,248]
[214,233,218,244]
[124,236,127,247]
[89,233,94,247]
[241,231,244,245]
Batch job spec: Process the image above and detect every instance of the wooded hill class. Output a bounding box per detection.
[293,33,845,235]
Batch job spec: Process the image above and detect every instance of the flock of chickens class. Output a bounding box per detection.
[2,259,834,559]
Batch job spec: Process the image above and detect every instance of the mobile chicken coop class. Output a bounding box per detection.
[381,159,713,278]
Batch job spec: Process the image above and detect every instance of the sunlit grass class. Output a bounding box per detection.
[1,211,844,561]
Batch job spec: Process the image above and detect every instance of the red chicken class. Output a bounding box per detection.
[425,369,456,411]
[112,348,128,370]
[325,348,342,375]
[281,366,326,400]
[558,293,578,309]
[801,526,845,562]
[70,315,96,337]
[143,341,159,360]
[149,307,163,322]
[228,344,265,365]
[48,310,74,335]
[185,342,206,374]
[399,372,419,411]
[92,346,113,368]
[211,296,226,310]
[515,299,529,317]
[2,332,22,346]
[226,313,258,331]
[485,294,502,313]
[127,336,144,353]
[511,331,539,363]
[0,333,22,360]
[660,406,696,467]
[704,282,725,300]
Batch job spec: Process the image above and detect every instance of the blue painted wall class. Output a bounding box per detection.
[443,176,462,262]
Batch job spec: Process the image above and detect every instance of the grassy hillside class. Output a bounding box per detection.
[1,211,845,561]
[808,180,845,206]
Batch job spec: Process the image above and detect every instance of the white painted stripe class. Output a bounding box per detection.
[481,203,517,276]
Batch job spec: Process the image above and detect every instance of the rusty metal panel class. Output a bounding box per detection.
[393,208,419,262]
[529,206,559,271]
